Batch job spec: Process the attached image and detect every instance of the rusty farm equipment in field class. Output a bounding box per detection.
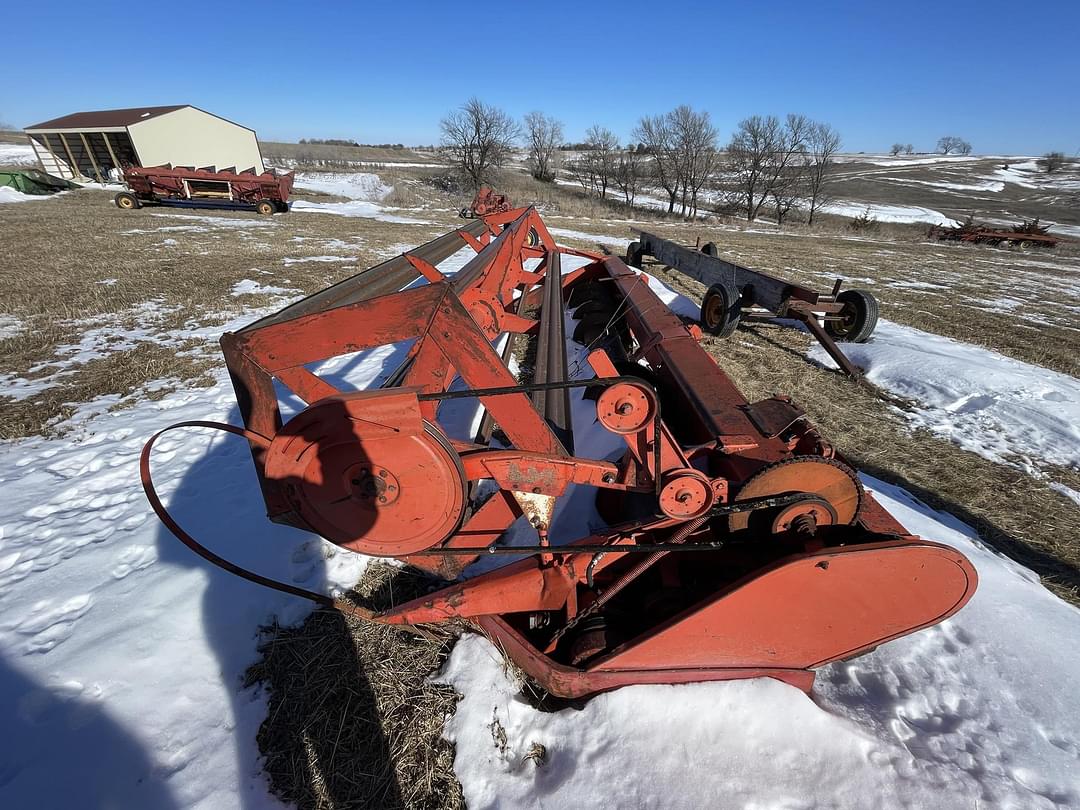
[142,208,977,699]
[928,217,1059,248]
[459,185,511,219]
[116,165,294,215]
[628,231,879,378]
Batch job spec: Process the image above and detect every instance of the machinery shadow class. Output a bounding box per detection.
[0,654,181,808]
[153,403,404,809]
[244,564,463,810]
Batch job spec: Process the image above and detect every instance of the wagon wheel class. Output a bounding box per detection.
[824,289,878,343]
[114,191,140,210]
[700,283,741,338]
[255,199,276,215]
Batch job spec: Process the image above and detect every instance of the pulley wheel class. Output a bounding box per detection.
[267,418,467,557]
[728,457,862,533]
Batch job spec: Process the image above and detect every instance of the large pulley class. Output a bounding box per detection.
[263,392,467,556]
[728,456,863,534]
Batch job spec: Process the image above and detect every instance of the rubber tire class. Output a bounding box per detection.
[626,241,643,268]
[256,199,275,215]
[700,283,741,338]
[701,242,719,257]
[115,192,140,210]
[825,289,879,343]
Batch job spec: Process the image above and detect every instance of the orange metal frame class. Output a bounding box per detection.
[205,207,977,698]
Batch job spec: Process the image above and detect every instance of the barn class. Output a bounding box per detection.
[23,105,265,182]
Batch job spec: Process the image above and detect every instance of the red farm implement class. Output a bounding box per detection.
[116,165,294,215]
[929,217,1059,248]
[459,185,511,218]
[142,208,977,699]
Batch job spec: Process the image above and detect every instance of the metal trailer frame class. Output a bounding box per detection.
[627,230,881,377]
[143,208,976,699]
[117,166,294,214]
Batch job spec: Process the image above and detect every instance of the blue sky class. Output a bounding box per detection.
[3,0,1077,155]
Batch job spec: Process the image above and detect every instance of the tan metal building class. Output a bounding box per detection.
[23,105,265,182]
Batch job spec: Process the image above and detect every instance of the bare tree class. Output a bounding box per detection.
[904,143,914,155]
[725,115,778,221]
[805,122,841,226]
[633,114,680,212]
[439,98,520,187]
[584,125,618,198]
[612,150,643,209]
[769,162,805,225]
[727,114,810,221]
[890,143,904,156]
[669,105,719,219]
[937,136,972,155]
[1039,151,1066,173]
[523,111,563,182]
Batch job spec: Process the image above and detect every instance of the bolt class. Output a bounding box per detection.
[378,496,387,504]
[387,485,397,492]
[676,491,692,503]
[602,473,616,483]
[617,402,633,415]
[532,486,541,493]
[378,469,387,478]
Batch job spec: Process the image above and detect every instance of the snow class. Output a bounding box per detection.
[0,314,25,339]
[821,201,959,227]
[884,177,1005,193]
[438,471,1080,810]
[0,142,37,166]
[546,227,627,248]
[287,171,433,224]
[230,279,299,297]
[0,185,52,204]
[292,171,391,199]
[809,319,1080,473]
[1050,481,1080,507]
[833,154,1010,167]
[281,254,354,265]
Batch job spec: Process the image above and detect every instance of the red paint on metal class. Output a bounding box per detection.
[143,207,981,700]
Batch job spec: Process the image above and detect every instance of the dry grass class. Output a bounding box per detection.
[260,140,437,170]
[0,186,464,437]
[243,563,465,810]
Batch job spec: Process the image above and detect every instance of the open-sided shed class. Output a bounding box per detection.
[23,105,265,182]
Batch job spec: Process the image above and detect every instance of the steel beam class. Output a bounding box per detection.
[635,229,820,313]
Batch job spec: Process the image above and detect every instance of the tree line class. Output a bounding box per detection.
[438,99,843,224]
[437,98,1073,224]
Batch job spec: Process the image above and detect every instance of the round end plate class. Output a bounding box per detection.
[266,414,466,557]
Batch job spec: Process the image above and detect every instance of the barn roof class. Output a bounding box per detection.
[25,105,189,131]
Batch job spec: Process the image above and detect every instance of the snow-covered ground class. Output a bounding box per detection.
[0,185,53,204]
[821,201,959,227]
[289,171,433,223]
[809,320,1080,477]
[0,142,37,166]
